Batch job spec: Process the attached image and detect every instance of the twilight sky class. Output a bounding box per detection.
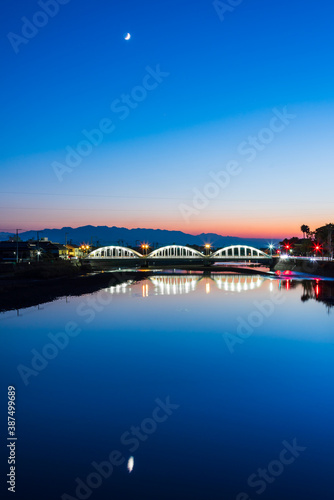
[1,0,334,238]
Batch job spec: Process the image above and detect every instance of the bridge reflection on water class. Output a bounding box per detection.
[104,274,266,297]
[101,274,333,311]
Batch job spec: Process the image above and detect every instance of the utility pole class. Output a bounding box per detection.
[37,231,41,262]
[328,224,333,260]
[65,232,68,259]
[16,229,21,264]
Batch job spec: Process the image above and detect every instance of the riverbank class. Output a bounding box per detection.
[273,258,334,278]
[0,269,150,312]
[0,260,82,279]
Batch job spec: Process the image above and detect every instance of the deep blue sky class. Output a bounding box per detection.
[1,0,334,236]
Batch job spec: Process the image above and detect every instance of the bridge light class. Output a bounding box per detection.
[141,243,149,255]
[204,243,211,256]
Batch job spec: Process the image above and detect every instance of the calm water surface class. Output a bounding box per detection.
[1,274,334,500]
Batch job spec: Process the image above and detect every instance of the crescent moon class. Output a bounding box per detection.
[124,33,131,41]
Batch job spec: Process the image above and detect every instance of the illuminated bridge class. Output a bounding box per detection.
[84,244,271,269]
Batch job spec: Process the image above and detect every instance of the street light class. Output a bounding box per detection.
[36,230,42,262]
[268,244,274,257]
[313,243,322,258]
[204,244,211,256]
[141,244,149,256]
[80,244,91,257]
[16,229,22,264]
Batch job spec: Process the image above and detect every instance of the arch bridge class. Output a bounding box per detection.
[88,246,142,259]
[86,244,271,267]
[148,245,204,259]
[212,245,269,260]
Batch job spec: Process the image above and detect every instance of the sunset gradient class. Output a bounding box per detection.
[1,0,334,238]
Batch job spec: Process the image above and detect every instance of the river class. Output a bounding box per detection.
[1,273,334,500]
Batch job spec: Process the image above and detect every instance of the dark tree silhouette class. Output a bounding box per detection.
[301,224,310,239]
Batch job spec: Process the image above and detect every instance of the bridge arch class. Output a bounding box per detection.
[211,245,270,259]
[87,246,142,259]
[148,245,204,259]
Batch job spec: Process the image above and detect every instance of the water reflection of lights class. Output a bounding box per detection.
[127,456,134,473]
[105,275,268,298]
[315,279,320,298]
[105,280,134,295]
[213,275,265,292]
[149,276,200,295]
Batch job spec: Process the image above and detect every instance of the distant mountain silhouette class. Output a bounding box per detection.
[0,226,280,249]
[0,233,11,242]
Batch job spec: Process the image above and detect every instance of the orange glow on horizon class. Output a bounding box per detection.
[3,214,331,240]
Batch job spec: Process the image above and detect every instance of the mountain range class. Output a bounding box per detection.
[0,226,281,249]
